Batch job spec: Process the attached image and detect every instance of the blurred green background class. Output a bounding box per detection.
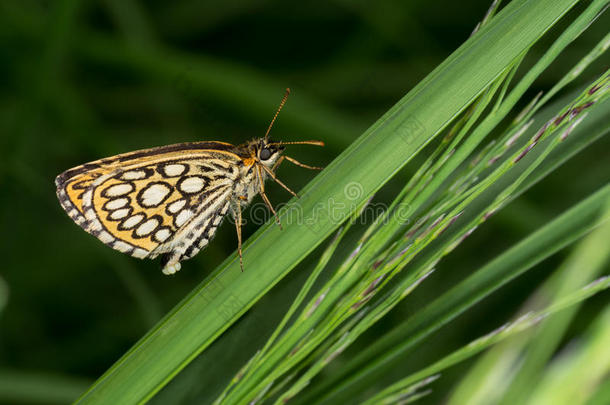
[0,0,608,404]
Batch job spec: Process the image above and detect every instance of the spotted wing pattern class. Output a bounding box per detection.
[55,142,242,265]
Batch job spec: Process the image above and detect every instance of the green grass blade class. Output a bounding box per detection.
[75,1,589,403]
[524,306,610,405]
[585,375,610,405]
[447,201,610,405]
[498,209,610,404]
[298,66,610,403]
[217,69,610,402]
[213,225,351,404]
[363,276,610,405]
[306,183,610,404]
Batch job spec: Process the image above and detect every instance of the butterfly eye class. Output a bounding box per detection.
[259,148,272,161]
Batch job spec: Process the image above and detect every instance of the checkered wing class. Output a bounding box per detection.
[55,142,241,263]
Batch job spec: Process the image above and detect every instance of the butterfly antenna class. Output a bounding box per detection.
[264,88,291,141]
[270,140,325,147]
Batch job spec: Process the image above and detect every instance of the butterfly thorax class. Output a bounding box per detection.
[232,167,262,206]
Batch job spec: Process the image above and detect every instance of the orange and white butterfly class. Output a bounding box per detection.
[55,89,323,275]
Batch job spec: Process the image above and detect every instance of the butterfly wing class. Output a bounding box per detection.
[56,142,242,270]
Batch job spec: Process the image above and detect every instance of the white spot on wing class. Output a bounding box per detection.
[179,176,205,194]
[197,237,210,248]
[105,183,133,197]
[121,214,145,229]
[136,217,159,236]
[82,189,93,209]
[88,220,102,232]
[105,198,128,210]
[98,231,114,244]
[121,170,147,180]
[110,208,131,220]
[175,210,193,228]
[163,164,187,177]
[155,227,172,243]
[168,199,186,214]
[113,240,133,253]
[140,183,171,207]
[132,248,149,258]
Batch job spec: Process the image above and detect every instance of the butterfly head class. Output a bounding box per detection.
[259,138,285,163]
[250,138,285,169]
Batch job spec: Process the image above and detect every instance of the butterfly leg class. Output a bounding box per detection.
[259,163,298,198]
[256,166,283,229]
[271,155,285,171]
[283,155,324,170]
[235,197,245,272]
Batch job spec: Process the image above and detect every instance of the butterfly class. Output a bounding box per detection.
[55,89,324,275]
